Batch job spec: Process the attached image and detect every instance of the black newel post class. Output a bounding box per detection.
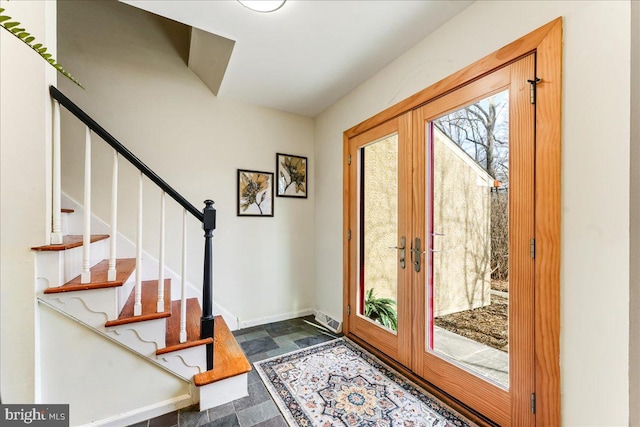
[201,199,216,370]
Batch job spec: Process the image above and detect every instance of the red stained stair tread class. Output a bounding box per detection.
[193,316,251,386]
[44,258,135,294]
[32,234,109,251]
[105,279,171,327]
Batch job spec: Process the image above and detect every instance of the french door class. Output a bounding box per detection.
[346,113,413,367]
[346,54,535,425]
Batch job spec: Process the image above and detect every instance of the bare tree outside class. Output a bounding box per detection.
[434,91,510,285]
[432,90,510,366]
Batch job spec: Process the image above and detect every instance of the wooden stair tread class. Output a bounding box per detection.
[44,258,136,294]
[157,299,212,354]
[61,208,74,213]
[32,234,109,251]
[193,316,251,387]
[105,279,171,327]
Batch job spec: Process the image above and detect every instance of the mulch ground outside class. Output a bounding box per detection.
[434,292,509,353]
[491,279,509,293]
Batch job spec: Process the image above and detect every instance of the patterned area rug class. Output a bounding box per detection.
[255,338,476,427]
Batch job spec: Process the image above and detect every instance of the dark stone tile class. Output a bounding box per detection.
[294,334,334,348]
[208,402,235,422]
[149,410,178,427]
[203,413,240,427]
[127,422,148,427]
[252,416,287,427]
[179,405,209,427]
[233,325,266,337]
[232,381,271,412]
[248,352,271,363]
[238,330,270,341]
[263,320,292,332]
[241,336,279,356]
[265,344,299,358]
[247,368,262,384]
[266,326,303,338]
[236,400,280,427]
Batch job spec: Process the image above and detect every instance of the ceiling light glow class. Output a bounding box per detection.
[237,0,286,13]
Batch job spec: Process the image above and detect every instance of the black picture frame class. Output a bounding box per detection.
[276,153,308,198]
[237,169,274,217]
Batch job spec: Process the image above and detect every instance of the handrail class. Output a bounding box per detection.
[51,85,215,370]
[49,86,204,223]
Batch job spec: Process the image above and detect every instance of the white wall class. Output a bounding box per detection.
[39,306,191,426]
[0,0,56,402]
[314,1,631,425]
[630,1,640,425]
[57,1,315,325]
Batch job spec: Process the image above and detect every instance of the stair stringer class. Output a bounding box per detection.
[38,299,196,427]
[38,297,202,383]
[38,287,207,381]
[62,192,240,330]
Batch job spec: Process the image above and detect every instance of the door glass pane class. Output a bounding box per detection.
[358,134,399,333]
[428,90,509,388]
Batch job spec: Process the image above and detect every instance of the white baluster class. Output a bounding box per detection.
[134,172,143,316]
[81,126,92,284]
[108,151,118,281]
[157,191,166,313]
[179,208,187,343]
[51,100,63,245]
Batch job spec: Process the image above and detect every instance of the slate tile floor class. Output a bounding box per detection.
[129,316,340,427]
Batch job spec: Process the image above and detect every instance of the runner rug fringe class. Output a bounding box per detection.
[254,338,477,427]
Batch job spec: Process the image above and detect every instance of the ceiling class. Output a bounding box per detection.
[122,0,473,117]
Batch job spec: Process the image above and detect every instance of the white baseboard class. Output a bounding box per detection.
[238,308,314,329]
[79,394,194,427]
[215,303,239,331]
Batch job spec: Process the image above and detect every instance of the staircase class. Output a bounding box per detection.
[33,86,251,415]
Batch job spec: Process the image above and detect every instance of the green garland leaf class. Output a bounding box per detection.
[0,7,83,88]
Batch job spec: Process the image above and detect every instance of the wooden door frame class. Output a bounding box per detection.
[343,18,562,426]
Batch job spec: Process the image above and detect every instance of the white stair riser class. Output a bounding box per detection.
[66,238,108,282]
[157,345,207,379]
[118,274,137,315]
[35,239,109,290]
[61,211,70,236]
[62,200,110,236]
[195,374,248,411]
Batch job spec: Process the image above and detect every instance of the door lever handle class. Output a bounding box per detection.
[411,237,424,272]
[389,236,406,269]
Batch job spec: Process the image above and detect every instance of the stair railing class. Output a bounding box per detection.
[49,86,215,370]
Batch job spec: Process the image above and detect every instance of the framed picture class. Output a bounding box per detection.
[276,153,308,198]
[237,169,274,217]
